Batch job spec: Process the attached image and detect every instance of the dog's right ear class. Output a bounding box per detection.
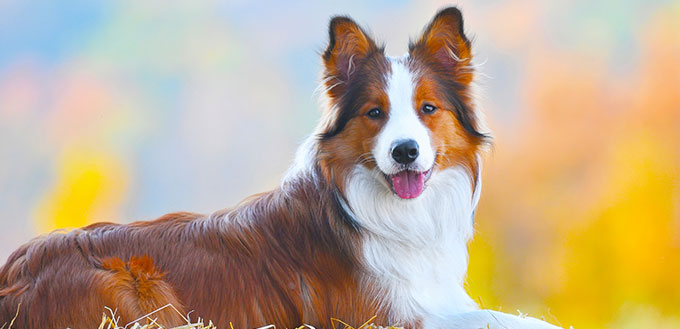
[322,16,378,94]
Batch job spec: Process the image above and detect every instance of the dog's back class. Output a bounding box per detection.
[0,185,385,328]
[0,212,201,328]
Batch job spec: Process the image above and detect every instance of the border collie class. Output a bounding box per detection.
[0,7,561,329]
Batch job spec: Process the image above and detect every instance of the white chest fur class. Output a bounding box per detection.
[343,165,481,325]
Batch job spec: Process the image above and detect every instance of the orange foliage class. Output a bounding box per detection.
[467,4,680,328]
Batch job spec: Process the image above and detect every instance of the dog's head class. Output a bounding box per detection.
[316,7,488,199]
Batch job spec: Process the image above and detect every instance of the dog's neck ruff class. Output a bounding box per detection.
[283,136,483,325]
[344,165,480,325]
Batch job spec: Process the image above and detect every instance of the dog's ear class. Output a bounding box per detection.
[323,16,378,87]
[410,7,473,85]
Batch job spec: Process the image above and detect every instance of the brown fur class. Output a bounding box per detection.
[0,176,388,328]
[410,71,482,181]
[318,88,390,193]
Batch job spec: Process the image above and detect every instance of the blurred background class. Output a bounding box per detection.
[1,0,679,327]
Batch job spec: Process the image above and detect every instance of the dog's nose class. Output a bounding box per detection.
[391,139,419,165]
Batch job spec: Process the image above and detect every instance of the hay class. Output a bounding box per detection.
[97,304,215,329]
[96,305,404,329]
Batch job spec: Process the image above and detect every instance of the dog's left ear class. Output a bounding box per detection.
[410,7,473,85]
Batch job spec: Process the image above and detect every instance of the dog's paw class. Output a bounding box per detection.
[444,309,563,329]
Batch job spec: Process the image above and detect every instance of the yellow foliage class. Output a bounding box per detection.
[34,147,128,233]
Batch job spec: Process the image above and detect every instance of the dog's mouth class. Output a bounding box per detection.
[384,168,433,199]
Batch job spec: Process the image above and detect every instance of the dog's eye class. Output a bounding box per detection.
[422,104,437,114]
[366,108,383,119]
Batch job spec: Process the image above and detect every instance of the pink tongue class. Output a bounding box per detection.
[390,171,425,199]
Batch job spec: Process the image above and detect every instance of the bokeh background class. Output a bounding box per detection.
[1,0,679,328]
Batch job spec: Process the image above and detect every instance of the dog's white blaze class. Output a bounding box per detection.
[373,56,435,175]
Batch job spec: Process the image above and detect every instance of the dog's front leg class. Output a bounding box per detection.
[426,309,564,329]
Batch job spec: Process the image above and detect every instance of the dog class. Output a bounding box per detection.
[0,7,561,329]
